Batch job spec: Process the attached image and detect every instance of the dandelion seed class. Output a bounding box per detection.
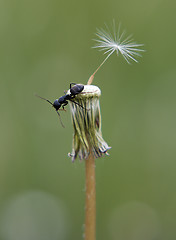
[93,23,144,64]
[87,23,144,85]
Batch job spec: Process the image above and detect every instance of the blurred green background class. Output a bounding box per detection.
[0,0,175,239]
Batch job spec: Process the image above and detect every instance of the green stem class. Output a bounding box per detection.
[85,151,96,240]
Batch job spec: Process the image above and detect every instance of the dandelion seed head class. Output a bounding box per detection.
[68,85,110,161]
[93,23,144,64]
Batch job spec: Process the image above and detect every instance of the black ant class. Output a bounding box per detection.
[36,83,86,127]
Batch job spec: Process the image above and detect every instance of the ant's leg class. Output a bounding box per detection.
[61,101,68,110]
[59,109,66,111]
[79,91,93,95]
[69,99,89,110]
[70,83,77,89]
[63,84,77,94]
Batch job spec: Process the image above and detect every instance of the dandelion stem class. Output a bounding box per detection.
[85,149,96,240]
[87,50,114,85]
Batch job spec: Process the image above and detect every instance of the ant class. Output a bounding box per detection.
[36,83,86,127]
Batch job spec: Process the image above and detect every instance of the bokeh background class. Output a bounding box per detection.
[0,0,175,239]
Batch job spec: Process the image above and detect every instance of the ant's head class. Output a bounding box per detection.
[53,99,61,111]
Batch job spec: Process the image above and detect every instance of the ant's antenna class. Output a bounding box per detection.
[56,111,65,128]
[87,51,114,85]
[35,94,65,128]
[35,94,53,106]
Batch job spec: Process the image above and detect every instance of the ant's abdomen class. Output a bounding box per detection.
[70,84,84,95]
